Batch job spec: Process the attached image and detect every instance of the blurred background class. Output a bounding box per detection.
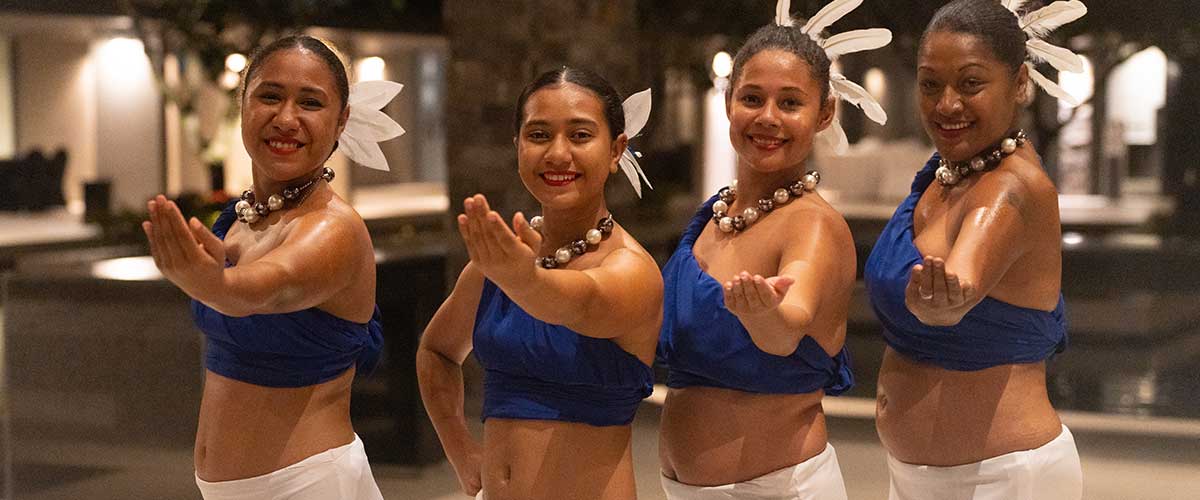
[0,1,1197,499]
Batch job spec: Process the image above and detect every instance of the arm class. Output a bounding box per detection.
[457,194,663,340]
[143,196,365,317]
[415,262,485,496]
[726,211,854,356]
[905,172,1036,326]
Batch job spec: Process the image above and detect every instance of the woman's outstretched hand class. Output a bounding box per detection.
[142,195,226,300]
[456,194,540,290]
[905,255,978,326]
[724,271,795,318]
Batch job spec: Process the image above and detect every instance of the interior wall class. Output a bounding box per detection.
[13,35,97,210]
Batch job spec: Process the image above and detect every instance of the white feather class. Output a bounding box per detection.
[1026,62,1080,106]
[618,89,653,198]
[622,89,652,138]
[822,28,892,58]
[619,151,653,198]
[349,80,404,110]
[1021,1,1087,38]
[341,80,406,171]
[1001,0,1030,14]
[775,0,794,27]
[801,0,864,41]
[1026,39,1084,73]
[830,73,887,125]
[818,116,849,155]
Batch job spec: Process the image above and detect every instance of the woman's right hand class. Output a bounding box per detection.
[449,440,484,496]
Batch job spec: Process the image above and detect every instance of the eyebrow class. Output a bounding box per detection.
[524,118,599,127]
[739,84,810,97]
[256,81,330,96]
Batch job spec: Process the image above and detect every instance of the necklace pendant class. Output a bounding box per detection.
[936,165,961,186]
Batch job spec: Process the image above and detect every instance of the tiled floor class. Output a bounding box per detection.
[12,400,1200,500]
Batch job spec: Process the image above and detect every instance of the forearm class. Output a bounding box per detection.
[499,267,604,327]
[190,262,308,317]
[737,303,815,356]
[416,348,479,459]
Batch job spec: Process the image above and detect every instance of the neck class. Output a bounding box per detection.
[250,164,324,199]
[733,159,806,207]
[538,195,610,254]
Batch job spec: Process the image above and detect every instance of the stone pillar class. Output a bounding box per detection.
[443,0,639,218]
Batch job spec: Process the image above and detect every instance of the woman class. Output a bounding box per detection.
[655,4,889,495]
[142,35,388,499]
[416,67,662,500]
[865,1,1085,499]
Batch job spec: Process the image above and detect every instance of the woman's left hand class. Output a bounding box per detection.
[456,194,541,290]
[905,255,978,326]
[142,195,227,300]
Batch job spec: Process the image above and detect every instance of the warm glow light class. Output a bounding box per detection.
[712,51,733,79]
[1062,232,1085,247]
[702,87,736,197]
[219,70,240,90]
[356,56,386,82]
[91,256,163,281]
[1058,56,1094,111]
[225,53,247,73]
[96,38,148,77]
[864,67,887,101]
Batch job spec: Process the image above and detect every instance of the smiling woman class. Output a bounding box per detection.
[417,67,662,500]
[865,1,1086,499]
[141,34,388,500]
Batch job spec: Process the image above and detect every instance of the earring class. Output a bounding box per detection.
[610,162,618,174]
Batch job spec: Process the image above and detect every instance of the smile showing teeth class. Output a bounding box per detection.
[750,136,786,147]
[542,172,579,182]
[268,140,300,150]
[940,122,971,131]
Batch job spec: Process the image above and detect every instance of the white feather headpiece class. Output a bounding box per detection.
[777,0,892,155]
[1004,0,1089,106]
[618,88,653,198]
[339,80,406,171]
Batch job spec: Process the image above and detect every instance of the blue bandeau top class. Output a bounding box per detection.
[472,279,654,427]
[191,201,384,388]
[864,154,1067,371]
[657,194,854,396]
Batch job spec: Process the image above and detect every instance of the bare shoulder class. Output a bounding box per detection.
[287,195,371,247]
[968,151,1059,216]
[787,194,854,246]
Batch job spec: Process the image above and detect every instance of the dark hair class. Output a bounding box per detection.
[241,35,350,110]
[922,0,1038,73]
[513,67,625,140]
[729,23,832,104]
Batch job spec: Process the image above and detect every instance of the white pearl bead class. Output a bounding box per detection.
[267,194,284,211]
[936,166,960,185]
[718,217,734,233]
[530,216,543,231]
[712,200,729,214]
[802,174,819,191]
[773,188,790,204]
[555,248,573,264]
[241,208,260,223]
[730,179,738,194]
[743,207,760,223]
[970,157,987,171]
[585,228,603,245]
[1001,138,1018,154]
[235,200,251,213]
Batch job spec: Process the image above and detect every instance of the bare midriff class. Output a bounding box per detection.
[660,386,828,486]
[194,368,356,482]
[876,347,1062,466]
[481,418,636,500]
